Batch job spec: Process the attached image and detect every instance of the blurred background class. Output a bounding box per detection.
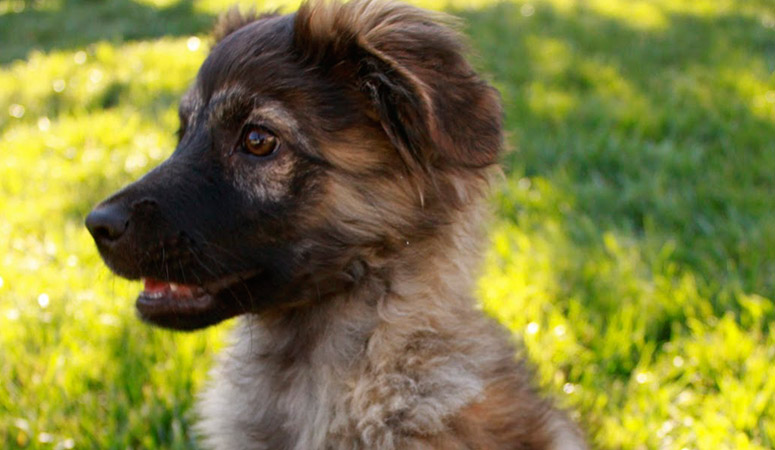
[1,0,774,448]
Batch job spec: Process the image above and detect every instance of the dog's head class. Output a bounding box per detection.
[85,0,502,330]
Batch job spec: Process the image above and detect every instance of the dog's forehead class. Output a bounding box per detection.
[197,14,297,102]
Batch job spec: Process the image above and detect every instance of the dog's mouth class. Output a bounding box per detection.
[136,270,262,330]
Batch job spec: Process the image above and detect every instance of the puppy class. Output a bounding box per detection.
[85,0,586,448]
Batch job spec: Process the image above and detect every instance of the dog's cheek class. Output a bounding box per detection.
[230,153,296,203]
[317,128,403,175]
[309,173,420,246]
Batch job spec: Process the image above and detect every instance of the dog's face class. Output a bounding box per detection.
[85,0,502,331]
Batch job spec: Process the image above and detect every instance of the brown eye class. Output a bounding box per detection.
[242,127,278,157]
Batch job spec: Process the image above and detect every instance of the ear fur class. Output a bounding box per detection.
[213,7,279,43]
[293,0,503,170]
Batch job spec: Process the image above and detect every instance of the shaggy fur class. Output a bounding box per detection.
[85,0,587,448]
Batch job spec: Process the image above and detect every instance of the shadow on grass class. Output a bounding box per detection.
[454,1,775,299]
[0,0,216,64]
[451,5,775,444]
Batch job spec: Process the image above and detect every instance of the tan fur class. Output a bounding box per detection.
[194,1,587,448]
[196,179,586,448]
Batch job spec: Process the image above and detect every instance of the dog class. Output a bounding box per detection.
[85,0,586,448]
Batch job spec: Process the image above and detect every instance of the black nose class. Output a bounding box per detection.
[85,203,129,244]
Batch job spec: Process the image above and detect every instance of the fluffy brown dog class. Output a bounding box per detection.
[85,0,586,448]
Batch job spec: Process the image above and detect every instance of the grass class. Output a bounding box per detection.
[1,0,774,448]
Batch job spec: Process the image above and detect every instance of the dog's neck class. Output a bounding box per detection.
[200,200,510,449]
[246,200,488,369]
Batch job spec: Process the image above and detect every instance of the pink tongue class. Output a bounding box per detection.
[144,278,169,293]
[143,278,196,297]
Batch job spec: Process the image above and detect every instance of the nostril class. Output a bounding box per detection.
[85,204,129,243]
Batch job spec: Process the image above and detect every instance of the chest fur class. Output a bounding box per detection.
[195,319,484,450]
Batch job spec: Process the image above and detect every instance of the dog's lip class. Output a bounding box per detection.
[136,270,261,317]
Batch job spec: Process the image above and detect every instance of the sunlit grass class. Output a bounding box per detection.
[2,0,775,448]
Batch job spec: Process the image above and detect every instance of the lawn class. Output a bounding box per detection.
[1,0,774,448]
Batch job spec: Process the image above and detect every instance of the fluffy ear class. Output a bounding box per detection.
[213,7,278,43]
[293,0,502,170]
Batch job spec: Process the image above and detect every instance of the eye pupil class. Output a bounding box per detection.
[243,127,278,156]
